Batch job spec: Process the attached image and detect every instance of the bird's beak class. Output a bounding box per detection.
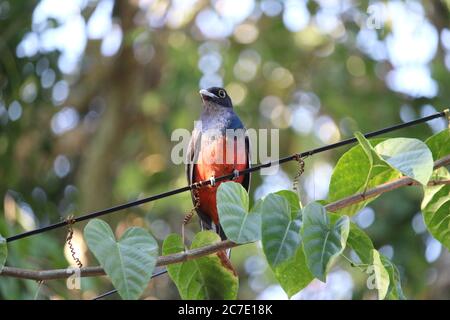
[199,89,218,99]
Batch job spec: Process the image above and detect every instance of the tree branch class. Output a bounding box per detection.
[0,240,237,281]
[1,154,449,282]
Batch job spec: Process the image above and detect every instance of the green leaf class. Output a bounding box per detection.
[381,255,406,300]
[162,231,238,300]
[425,128,450,160]
[84,219,158,300]
[355,132,386,168]
[0,235,7,272]
[301,202,350,281]
[421,129,450,250]
[369,250,389,300]
[346,222,374,264]
[261,193,302,267]
[346,224,405,300]
[421,170,450,250]
[421,130,450,249]
[263,191,312,297]
[424,129,450,181]
[217,182,261,243]
[273,245,314,298]
[374,138,433,185]
[328,138,400,215]
[275,190,302,211]
[355,132,395,192]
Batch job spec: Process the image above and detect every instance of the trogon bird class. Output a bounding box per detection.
[186,87,251,243]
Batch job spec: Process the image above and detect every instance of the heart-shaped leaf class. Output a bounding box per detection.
[163,231,238,300]
[425,128,450,160]
[276,190,302,212]
[329,137,400,215]
[264,191,312,297]
[355,132,387,168]
[381,255,405,300]
[273,245,313,298]
[347,223,404,300]
[0,234,7,272]
[217,182,261,243]
[261,192,302,267]
[84,219,158,300]
[374,137,433,185]
[421,169,450,250]
[346,222,375,264]
[421,130,450,250]
[369,249,390,300]
[301,202,349,281]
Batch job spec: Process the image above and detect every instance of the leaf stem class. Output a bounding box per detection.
[341,254,368,272]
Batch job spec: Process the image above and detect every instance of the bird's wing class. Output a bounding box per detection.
[241,132,251,193]
[185,127,198,186]
[185,127,213,230]
[227,112,251,192]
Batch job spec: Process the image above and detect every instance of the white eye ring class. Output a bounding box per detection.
[218,90,226,98]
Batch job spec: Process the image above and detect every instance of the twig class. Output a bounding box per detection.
[0,240,237,281]
[1,154,449,282]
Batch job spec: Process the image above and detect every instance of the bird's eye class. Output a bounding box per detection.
[218,90,226,98]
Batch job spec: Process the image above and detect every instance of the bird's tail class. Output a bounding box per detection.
[214,223,228,242]
[200,218,227,242]
[201,220,235,274]
[214,224,235,274]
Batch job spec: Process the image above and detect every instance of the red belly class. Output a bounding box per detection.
[194,136,248,224]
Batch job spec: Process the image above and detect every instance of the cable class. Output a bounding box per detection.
[92,268,168,300]
[6,110,447,243]
[91,288,116,300]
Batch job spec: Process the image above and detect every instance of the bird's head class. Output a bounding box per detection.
[199,87,233,109]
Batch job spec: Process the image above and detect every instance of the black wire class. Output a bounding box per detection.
[6,111,446,243]
[6,186,192,242]
[92,268,168,300]
[91,288,116,300]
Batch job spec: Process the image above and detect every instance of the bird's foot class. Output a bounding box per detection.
[209,175,216,187]
[232,169,240,180]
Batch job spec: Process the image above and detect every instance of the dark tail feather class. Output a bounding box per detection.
[216,223,227,241]
[200,219,234,272]
[200,218,232,259]
[218,225,234,258]
[215,224,233,269]
[200,218,227,241]
[216,224,232,259]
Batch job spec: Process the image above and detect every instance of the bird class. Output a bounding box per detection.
[185,87,251,243]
